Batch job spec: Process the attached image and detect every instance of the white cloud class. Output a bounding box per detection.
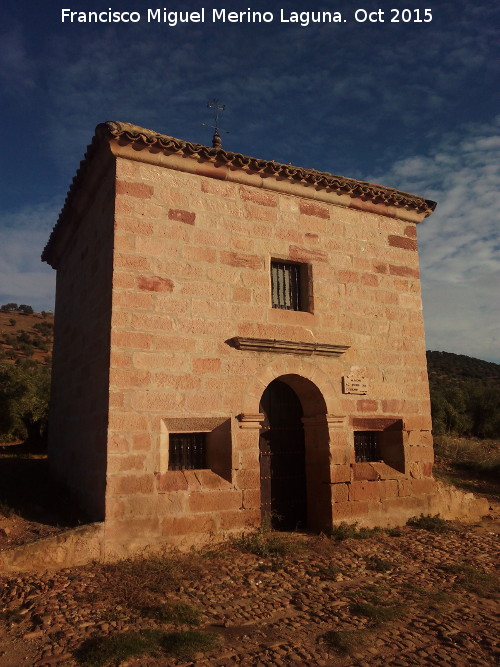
[366,118,500,363]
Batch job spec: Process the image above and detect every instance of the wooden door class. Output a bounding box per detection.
[259,380,307,530]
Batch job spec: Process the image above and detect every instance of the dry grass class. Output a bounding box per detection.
[329,522,381,541]
[350,601,405,625]
[365,555,395,572]
[402,584,456,610]
[91,551,205,611]
[230,530,296,558]
[439,564,499,598]
[139,600,202,625]
[75,629,221,666]
[434,436,500,474]
[322,628,372,655]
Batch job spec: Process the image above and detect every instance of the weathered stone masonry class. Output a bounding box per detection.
[43,121,448,556]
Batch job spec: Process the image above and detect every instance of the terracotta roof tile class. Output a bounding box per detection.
[42,121,437,263]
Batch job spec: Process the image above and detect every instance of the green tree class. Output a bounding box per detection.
[468,384,500,438]
[0,361,50,448]
[33,321,53,337]
[0,303,18,312]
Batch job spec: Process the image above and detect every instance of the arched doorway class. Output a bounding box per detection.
[259,379,307,530]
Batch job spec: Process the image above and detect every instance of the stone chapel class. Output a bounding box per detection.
[42,121,443,555]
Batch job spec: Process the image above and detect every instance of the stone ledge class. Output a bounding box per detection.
[351,461,406,481]
[230,336,350,356]
[0,523,104,574]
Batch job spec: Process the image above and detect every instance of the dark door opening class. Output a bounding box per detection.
[259,379,307,530]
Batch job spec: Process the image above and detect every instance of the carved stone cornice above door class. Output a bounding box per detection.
[230,337,350,357]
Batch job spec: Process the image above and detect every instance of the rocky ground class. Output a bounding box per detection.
[0,512,499,666]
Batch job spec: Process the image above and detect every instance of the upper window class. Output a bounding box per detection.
[271,260,303,311]
[168,432,207,470]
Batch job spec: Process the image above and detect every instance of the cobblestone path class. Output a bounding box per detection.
[1,518,498,666]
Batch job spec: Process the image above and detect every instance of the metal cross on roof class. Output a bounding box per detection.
[202,98,229,149]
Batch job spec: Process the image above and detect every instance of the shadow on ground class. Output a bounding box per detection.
[0,445,85,528]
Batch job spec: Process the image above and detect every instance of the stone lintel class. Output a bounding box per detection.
[163,417,228,432]
[352,417,403,431]
[302,414,347,428]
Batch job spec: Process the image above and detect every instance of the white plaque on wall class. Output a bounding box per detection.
[343,375,368,394]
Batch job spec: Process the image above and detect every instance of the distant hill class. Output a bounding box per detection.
[0,305,53,365]
[426,350,500,387]
[1,306,499,440]
[426,351,500,438]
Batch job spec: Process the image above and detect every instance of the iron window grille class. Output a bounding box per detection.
[271,261,302,310]
[168,432,207,470]
[354,431,380,463]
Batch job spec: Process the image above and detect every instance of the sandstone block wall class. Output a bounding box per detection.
[101,147,434,553]
[48,152,115,520]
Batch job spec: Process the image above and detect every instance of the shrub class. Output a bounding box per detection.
[140,601,201,625]
[348,583,386,605]
[16,331,32,344]
[17,343,34,357]
[33,322,54,337]
[330,522,380,541]
[322,629,370,655]
[75,629,164,666]
[350,601,404,625]
[75,629,220,666]
[316,562,342,579]
[160,630,220,659]
[403,585,455,609]
[440,564,499,597]
[231,530,294,558]
[365,556,394,572]
[407,514,452,533]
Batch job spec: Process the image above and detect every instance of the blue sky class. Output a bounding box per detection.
[1,0,498,362]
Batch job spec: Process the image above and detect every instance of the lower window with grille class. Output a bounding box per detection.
[354,431,380,463]
[168,432,207,470]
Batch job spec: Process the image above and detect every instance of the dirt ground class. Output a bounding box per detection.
[0,448,499,666]
[0,513,498,666]
[0,451,84,552]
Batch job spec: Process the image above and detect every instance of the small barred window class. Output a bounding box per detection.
[354,431,380,463]
[271,261,302,310]
[168,433,207,470]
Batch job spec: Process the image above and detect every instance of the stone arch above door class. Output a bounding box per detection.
[241,356,342,418]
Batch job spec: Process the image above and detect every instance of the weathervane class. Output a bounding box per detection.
[202,98,229,149]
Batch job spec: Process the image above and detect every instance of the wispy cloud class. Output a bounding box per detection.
[0,0,497,361]
[366,117,500,362]
[0,203,58,311]
[0,25,36,95]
